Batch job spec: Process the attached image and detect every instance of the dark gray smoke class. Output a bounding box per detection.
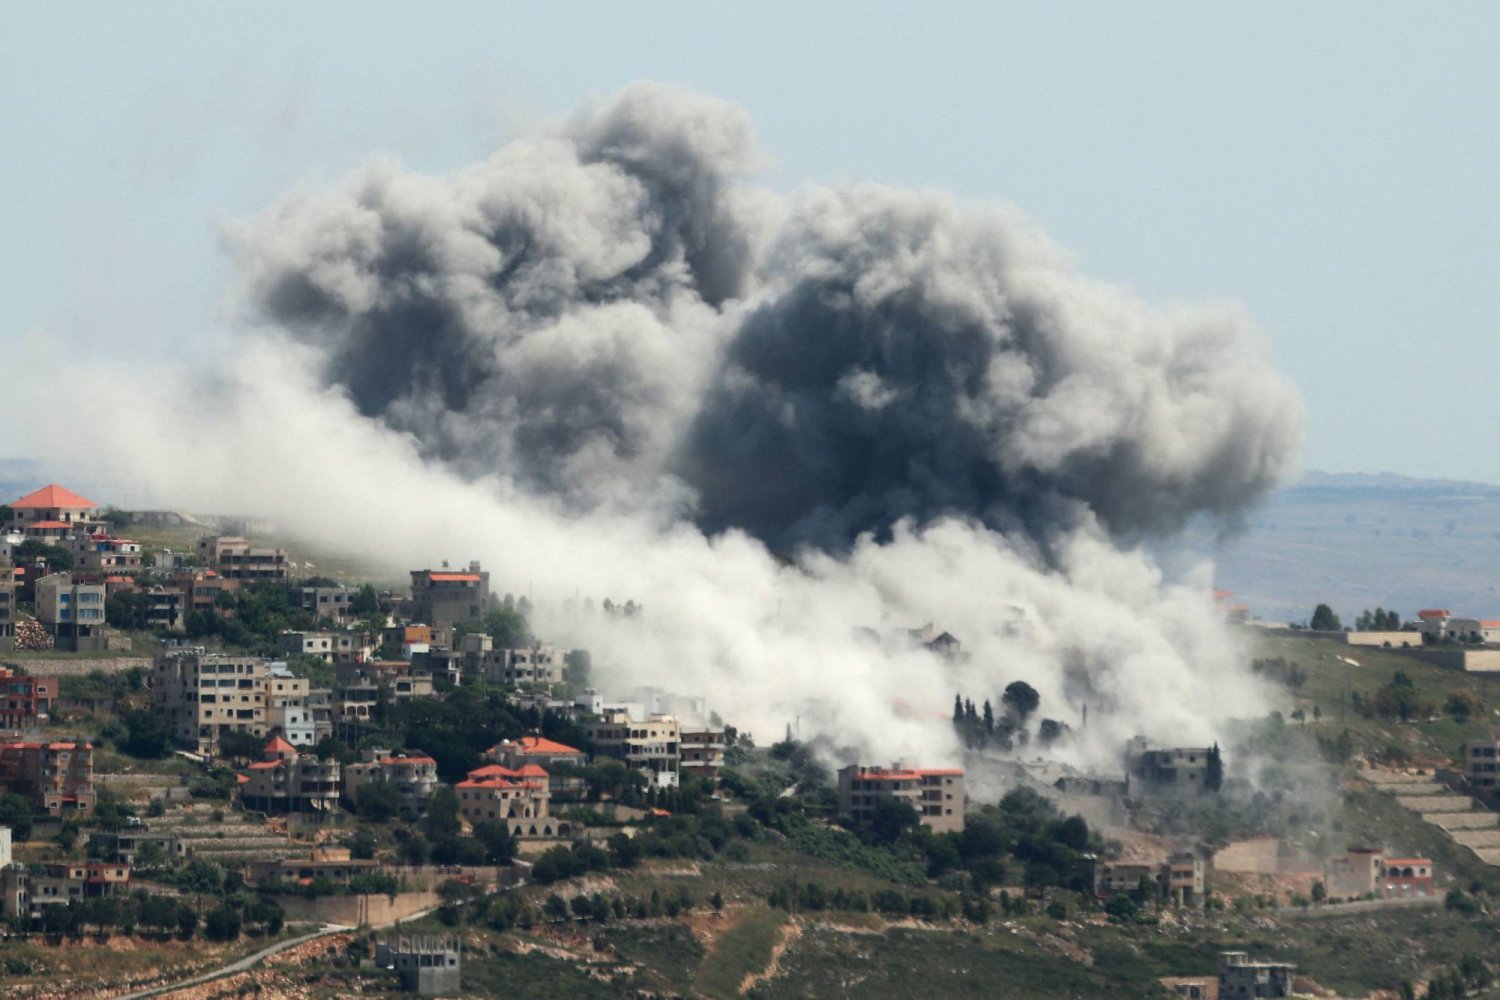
[230,82,1300,550]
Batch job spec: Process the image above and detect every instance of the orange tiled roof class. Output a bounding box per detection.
[12,484,98,510]
[425,572,481,583]
[27,520,73,530]
[504,735,582,756]
[263,735,297,755]
[247,760,282,770]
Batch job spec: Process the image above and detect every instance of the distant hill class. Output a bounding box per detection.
[1183,471,1500,625]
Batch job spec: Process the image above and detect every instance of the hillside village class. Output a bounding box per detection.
[3,486,1500,997]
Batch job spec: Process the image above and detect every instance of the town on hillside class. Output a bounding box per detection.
[2,486,1500,997]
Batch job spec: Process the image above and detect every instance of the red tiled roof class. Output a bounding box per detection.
[456,777,520,789]
[1418,609,1451,618]
[27,520,73,530]
[1481,621,1500,629]
[466,763,519,780]
[247,760,282,770]
[263,735,297,755]
[497,736,582,756]
[379,755,437,766]
[12,484,98,510]
[425,572,481,583]
[515,764,549,778]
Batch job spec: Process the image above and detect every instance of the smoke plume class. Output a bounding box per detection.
[41,83,1303,772]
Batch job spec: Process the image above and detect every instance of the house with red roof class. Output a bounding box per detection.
[0,738,95,816]
[455,759,567,838]
[344,747,440,815]
[837,763,966,835]
[6,484,100,531]
[0,666,56,729]
[1416,609,1500,644]
[410,561,493,628]
[239,734,341,815]
[487,735,589,800]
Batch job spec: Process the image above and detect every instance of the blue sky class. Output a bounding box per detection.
[4,3,1497,482]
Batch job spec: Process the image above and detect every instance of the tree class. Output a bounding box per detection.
[424,786,462,839]
[355,780,402,822]
[1002,681,1040,722]
[217,730,265,762]
[1446,690,1480,722]
[203,904,241,942]
[870,798,921,845]
[1310,603,1342,632]
[1311,880,1326,904]
[473,821,517,865]
[1103,894,1138,920]
[119,708,171,759]
[0,793,35,840]
[1205,743,1224,792]
[482,607,533,649]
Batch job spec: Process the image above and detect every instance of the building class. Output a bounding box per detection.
[176,570,238,617]
[377,934,461,996]
[300,585,353,624]
[456,762,566,838]
[1126,738,1218,794]
[198,536,289,583]
[1463,735,1500,792]
[152,650,269,754]
[240,735,341,815]
[1218,951,1294,998]
[279,630,368,664]
[836,763,966,835]
[69,533,143,573]
[1,862,130,920]
[34,572,108,652]
[583,710,682,789]
[0,740,95,816]
[88,828,184,865]
[1159,976,1217,999]
[487,736,589,800]
[6,484,100,531]
[1322,847,1436,899]
[679,727,726,785]
[246,848,379,888]
[0,667,57,729]
[1416,609,1500,645]
[344,748,440,815]
[142,586,187,633]
[481,644,568,687]
[1382,856,1435,896]
[410,563,492,628]
[265,662,315,746]
[0,564,15,651]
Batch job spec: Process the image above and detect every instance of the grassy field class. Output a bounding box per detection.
[695,908,789,998]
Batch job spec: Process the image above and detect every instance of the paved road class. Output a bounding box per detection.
[110,923,351,1000]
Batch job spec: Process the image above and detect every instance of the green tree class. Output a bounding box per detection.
[1310,603,1342,632]
[217,730,266,762]
[481,607,533,649]
[203,904,241,942]
[424,786,462,839]
[1002,681,1041,722]
[0,793,35,840]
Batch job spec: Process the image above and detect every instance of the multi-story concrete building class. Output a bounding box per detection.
[35,572,107,652]
[836,763,966,835]
[0,861,130,921]
[176,570,238,617]
[246,847,379,887]
[1323,847,1435,899]
[1381,856,1435,896]
[482,644,568,687]
[6,485,100,531]
[1463,735,1500,792]
[0,667,56,730]
[1125,738,1217,794]
[142,586,186,633]
[487,736,589,800]
[410,562,492,628]
[679,728,726,785]
[152,650,269,754]
[455,762,565,837]
[0,563,15,651]
[279,630,368,664]
[0,739,95,816]
[300,585,353,624]
[198,536,289,583]
[583,710,681,788]
[1217,951,1295,998]
[265,662,315,746]
[240,735,341,815]
[69,533,143,573]
[344,748,440,815]
[87,828,184,865]
[377,934,462,996]
[1415,609,1500,644]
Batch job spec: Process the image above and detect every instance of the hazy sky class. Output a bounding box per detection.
[4,4,1496,483]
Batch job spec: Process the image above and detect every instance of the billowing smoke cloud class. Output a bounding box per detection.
[33,82,1303,775]
[230,82,1299,551]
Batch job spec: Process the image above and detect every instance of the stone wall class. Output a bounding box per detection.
[5,657,152,677]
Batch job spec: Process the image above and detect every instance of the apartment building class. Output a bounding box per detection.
[410,562,492,627]
[198,536,289,583]
[1125,738,1217,794]
[6,484,100,530]
[0,740,95,816]
[679,728,727,785]
[482,644,568,687]
[142,586,186,633]
[582,710,681,788]
[240,735,341,814]
[344,748,440,815]
[487,736,588,800]
[175,570,238,616]
[265,662,315,746]
[69,533,143,573]
[35,572,108,652]
[1463,735,1500,792]
[1218,951,1295,998]
[1083,852,1205,906]
[0,862,130,920]
[456,762,565,838]
[836,763,966,835]
[0,667,57,730]
[0,564,14,652]
[152,650,269,754]
[245,848,380,888]
[1323,847,1436,899]
[300,585,353,623]
[279,630,368,664]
